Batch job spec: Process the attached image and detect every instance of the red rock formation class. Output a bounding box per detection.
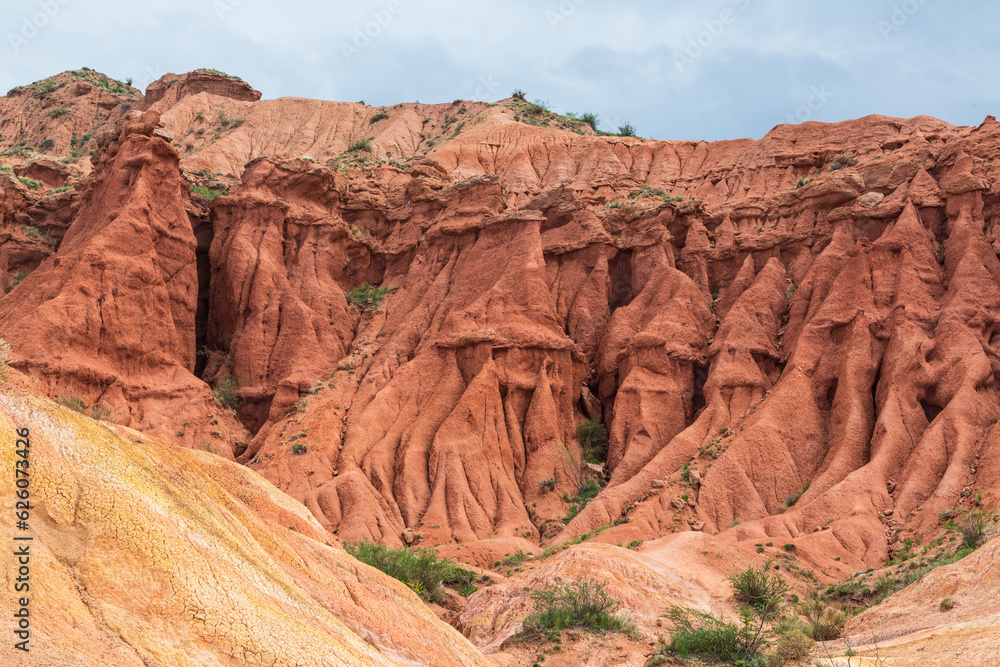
[0,109,248,455]
[2,72,999,590]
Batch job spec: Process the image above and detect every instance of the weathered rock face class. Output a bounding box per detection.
[0,68,138,159]
[140,69,262,111]
[0,109,248,455]
[2,72,1000,589]
[0,375,492,666]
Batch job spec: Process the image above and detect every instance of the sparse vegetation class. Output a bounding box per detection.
[617,122,637,137]
[783,483,810,510]
[191,184,228,202]
[6,271,30,292]
[797,590,847,640]
[729,559,790,620]
[960,505,996,548]
[663,606,770,665]
[580,112,599,130]
[46,107,71,118]
[562,478,601,524]
[515,580,636,642]
[195,68,243,81]
[792,176,811,190]
[940,597,955,611]
[343,541,474,602]
[212,376,243,412]
[829,154,858,171]
[539,478,557,492]
[665,560,793,665]
[26,77,64,97]
[369,110,389,124]
[68,69,137,97]
[56,391,117,422]
[18,177,42,190]
[512,89,527,100]
[348,138,372,153]
[38,138,55,151]
[577,419,609,464]
[216,110,245,130]
[346,283,395,312]
[22,225,55,245]
[291,442,307,455]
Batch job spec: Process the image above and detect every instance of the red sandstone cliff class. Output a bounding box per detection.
[2,73,1000,663]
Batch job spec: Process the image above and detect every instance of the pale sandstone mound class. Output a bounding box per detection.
[832,535,1000,666]
[460,543,714,652]
[0,376,492,666]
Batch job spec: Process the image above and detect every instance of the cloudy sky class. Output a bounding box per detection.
[0,0,994,141]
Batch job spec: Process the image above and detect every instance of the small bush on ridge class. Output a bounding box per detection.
[343,541,473,602]
[517,580,636,641]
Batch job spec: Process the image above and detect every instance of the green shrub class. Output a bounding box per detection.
[38,138,55,151]
[215,110,245,130]
[577,419,608,464]
[797,591,846,640]
[782,482,809,510]
[518,580,636,640]
[960,506,995,548]
[191,184,228,202]
[629,184,669,200]
[46,107,70,118]
[56,392,117,423]
[348,138,372,153]
[291,442,307,455]
[213,376,243,411]
[539,478,556,492]
[343,541,474,602]
[369,110,389,124]
[580,112,599,130]
[18,177,42,190]
[729,560,789,621]
[512,89,527,100]
[792,177,810,190]
[617,122,637,137]
[940,597,955,611]
[663,606,768,664]
[347,283,394,311]
[829,155,858,171]
[769,620,815,664]
[563,478,601,524]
